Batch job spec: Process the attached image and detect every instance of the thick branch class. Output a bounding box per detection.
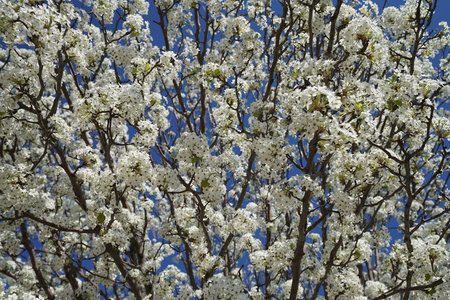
[105,243,143,300]
[20,223,55,300]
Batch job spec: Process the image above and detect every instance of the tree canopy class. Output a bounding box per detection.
[1,0,450,299]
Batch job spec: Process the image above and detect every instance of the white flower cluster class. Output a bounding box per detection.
[203,274,249,300]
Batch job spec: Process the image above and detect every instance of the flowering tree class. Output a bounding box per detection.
[1,0,450,299]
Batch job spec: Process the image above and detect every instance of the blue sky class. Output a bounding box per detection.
[146,1,450,49]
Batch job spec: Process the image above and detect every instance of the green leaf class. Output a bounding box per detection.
[425,273,431,281]
[144,63,151,72]
[130,30,139,38]
[97,213,106,223]
[252,110,261,118]
[201,179,210,188]
[355,102,364,111]
[429,288,436,296]
[394,99,403,107]
[387,100,394,111]
[214,69,221,76]
[191,157,198,164]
